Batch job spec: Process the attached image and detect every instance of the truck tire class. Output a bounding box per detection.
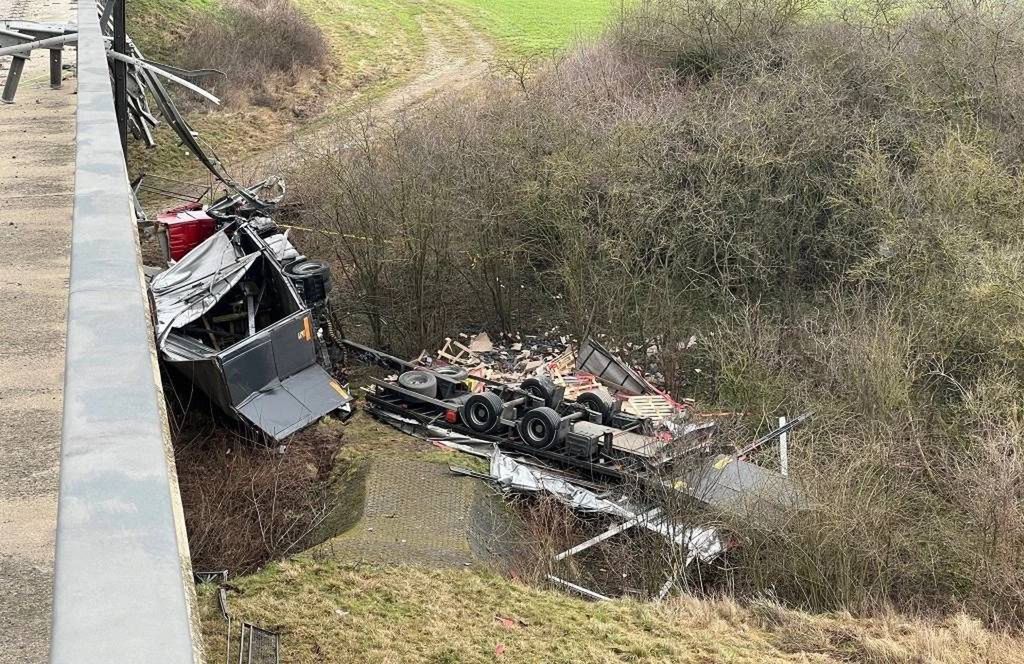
[284,259,331,304]
[518,406,564,450]
[398,370,438,399]
[434,365,470,382]
[462,391,504,433]
[521,376,558,408]
[577,391,614,425]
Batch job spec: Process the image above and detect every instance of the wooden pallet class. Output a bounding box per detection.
[436,338,481,366]
[620,395,677,422]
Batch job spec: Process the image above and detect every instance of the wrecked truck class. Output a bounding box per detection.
[148,192,352,441]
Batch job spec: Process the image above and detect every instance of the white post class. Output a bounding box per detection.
[779,415,788,476]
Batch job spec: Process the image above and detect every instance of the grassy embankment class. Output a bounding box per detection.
[128,0,427,187]
[198,559,1024,664]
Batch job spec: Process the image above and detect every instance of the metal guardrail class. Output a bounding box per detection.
[49,1,202,662]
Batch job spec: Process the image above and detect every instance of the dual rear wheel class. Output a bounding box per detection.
[459,392,565,451]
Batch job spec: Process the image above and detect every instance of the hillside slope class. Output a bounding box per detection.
[201,559,1024,663]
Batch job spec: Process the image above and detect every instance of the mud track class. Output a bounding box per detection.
[256,3,494,174]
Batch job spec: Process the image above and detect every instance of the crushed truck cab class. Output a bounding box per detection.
[149,192,351,441]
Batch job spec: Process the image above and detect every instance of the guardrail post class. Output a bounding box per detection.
[1,54,26,102]
[49,48,61,88]
[112,0,127,153]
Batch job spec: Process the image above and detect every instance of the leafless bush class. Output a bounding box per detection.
[171,405,345,573]
[179,0,328,107]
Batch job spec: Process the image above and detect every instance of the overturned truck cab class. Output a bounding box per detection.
[149,209,352,441]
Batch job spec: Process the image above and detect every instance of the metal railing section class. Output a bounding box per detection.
[48,1,202,661]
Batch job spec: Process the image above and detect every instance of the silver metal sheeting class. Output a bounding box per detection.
[489,449,722,565]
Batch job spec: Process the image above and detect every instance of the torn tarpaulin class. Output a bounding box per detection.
[150,230,258,345]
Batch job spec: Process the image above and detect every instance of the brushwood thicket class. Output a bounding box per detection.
[295,0,1024,626]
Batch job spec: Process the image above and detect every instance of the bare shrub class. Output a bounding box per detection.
[171,405,345,573]
[179,0,329,107]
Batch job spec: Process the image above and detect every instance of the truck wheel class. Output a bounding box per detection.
[577,391,614,425]
[398,370,438,399]
[434,365,470,382]
[518,406,564,450]
[462,392,504,433]
[521,376,558,408]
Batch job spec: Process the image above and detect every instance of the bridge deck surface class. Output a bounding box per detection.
[0,0,77,662]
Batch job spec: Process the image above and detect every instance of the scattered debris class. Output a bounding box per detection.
[194,570,229,584]
[467,331,494,353]
[351,338,682,480]
[344,337,809,600]
[494,615,526,630]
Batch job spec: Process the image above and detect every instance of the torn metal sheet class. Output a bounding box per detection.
[577,338,656,396]
[490,449,721,563]
[490,449,633,516]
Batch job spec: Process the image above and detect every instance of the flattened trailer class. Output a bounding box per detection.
[345,340,678,480]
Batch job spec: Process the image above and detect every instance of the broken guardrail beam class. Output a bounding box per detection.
[0,32,78,57]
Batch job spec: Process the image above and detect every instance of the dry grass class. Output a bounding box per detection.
[179,0,329,108]
[198,560,1024,663]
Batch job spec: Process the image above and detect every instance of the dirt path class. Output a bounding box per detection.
[255,3,494,175]
[363,4,494,120]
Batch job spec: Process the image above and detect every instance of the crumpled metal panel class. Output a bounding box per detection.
[576,338,654,396]
[236,364,351,440]
[149,230,258,345]
[680,454,805,517]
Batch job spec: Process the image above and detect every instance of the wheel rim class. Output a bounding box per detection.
[471,403,489,426]
[528,419,546,442]
[292,262,320,275]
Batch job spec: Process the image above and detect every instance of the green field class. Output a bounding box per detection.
[444,0,623,53]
